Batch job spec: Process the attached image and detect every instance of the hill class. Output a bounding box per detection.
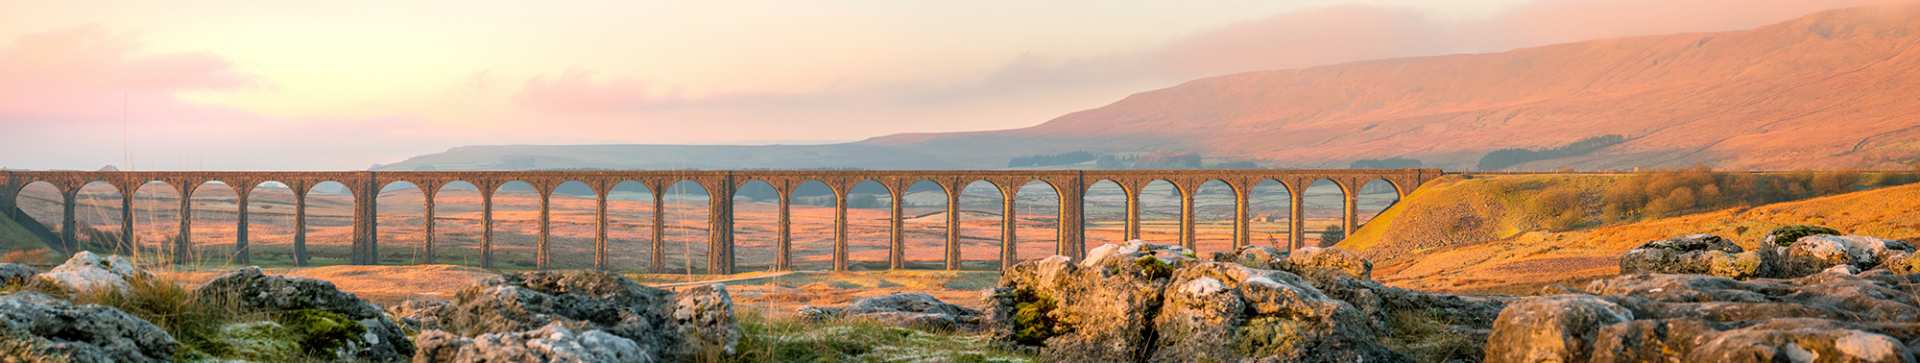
[1348,174,1920,294]
[382,4,1920,172]
[867,3,1920,170]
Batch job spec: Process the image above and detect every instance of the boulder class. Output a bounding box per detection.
[413,322,650,363]
[1620,234,1757,277]
[195,266,413,362]
[1763,225,1841,247]
[1483,294,1633,363]
[1287,247,1373,280]
[0,262,36,286]
[38,251,149,293]
[1226,245,1289,270]
[0,292,177,363]
[434,270,731,362]
[797,292,983,330]
[985,241,1191,362]
[1149,262,1401,362]
[1782,235,1914,277]
[672,283,737,357]
[388,299,453,332]
[1686,319,1914,362]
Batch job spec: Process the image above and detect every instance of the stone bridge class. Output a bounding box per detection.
[0,169,1443,273]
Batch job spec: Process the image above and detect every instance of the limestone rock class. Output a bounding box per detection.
[1620,234,1751,276]
[985,242,1187,362]
[797,292,983,330]
[0,262,36,286]
[1287,246,1373,280]
[389,299,453,332]
[1149,262,1402,362]
[1226,245,1289,270]
[38,251,149,293]
[413,322,651,363]
[195,266,414,362]
[1687,319,1914,362]
[434,270,729,362]
[0,292,177,363]
[1483,294,1633,363]
[672,283,737,356]
[1763,225,1841,247]
[1782,235,1914,277]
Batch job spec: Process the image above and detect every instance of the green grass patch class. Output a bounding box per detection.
[721,310,1034,363]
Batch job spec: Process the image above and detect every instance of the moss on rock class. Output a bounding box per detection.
[277,309,366,359]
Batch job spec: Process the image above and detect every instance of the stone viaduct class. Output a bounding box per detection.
[0,169,1443,274]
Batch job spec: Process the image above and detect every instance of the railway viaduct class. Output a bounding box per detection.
[0,169,1442,274]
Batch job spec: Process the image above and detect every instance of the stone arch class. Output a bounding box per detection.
[188,180,240,266]
[74,181,127,254]
[12,181,65,250]
[789,179,836,271]
[131,180,181,264]
[1301,178,1348,248]
[1192,179,1236,256]
[957,179,1004,270]
[1248,178,1294,250]
[247,181,299,266]
[901,179,947,270]
[1138,179,1181,244]
[1082,179,1127,244]
[545,180,597,270]
[605,180,655,272]
[730,179,778,272]
[488,180,541,270]
[845,179,892,271]
[376,181,428,265]
[302,181,355,265]
[428,180,485,267]
[661,180,712,275]
[1014,180,1061,262]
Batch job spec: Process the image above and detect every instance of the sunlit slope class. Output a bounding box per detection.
[1358,181,1920,294]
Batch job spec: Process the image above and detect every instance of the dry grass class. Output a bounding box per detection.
[1363,178,1920,294]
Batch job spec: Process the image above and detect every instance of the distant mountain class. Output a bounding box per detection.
[387,4,1920,171]
[378,144,961,171]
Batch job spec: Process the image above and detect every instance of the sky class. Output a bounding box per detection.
[0,0,1902,170]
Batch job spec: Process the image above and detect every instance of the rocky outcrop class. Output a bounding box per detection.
[986,241,1498,362]
[1150,262,1401,362]
[0,263,36,286]
[1763,224,1840,246]
[798,292,983,330]
[1781,234,1914,277]
[0,292,177,363]
[38,251,149,293]
[986,241,1193,361]
[388,299,453,332]
[195,266,414,362]
[1618,234,1768,278]
[415,271,735,362]
[672,283,737,356]
[1483,295,1633,363]
[413,322,651,363]
[1486,233,1920,362]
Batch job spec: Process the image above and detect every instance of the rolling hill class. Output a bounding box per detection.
[384,4,1920,171]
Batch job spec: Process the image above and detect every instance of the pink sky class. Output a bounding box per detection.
[0,0,1903,170]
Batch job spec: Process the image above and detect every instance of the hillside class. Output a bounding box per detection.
[1350,175,1920,294]
[381,4,1920,172]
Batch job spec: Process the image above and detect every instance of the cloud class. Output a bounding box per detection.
[0,26,251,123]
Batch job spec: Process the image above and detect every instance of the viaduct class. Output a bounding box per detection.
[0,169,1442,274]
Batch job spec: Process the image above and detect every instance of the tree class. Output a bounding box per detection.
[1320,225,1346,245]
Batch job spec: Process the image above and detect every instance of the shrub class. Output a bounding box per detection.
[1528,188,1584,231]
